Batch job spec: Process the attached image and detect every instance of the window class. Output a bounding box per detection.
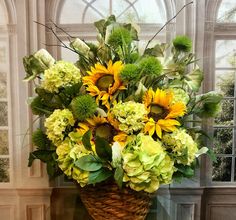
[206,0,236,184]
[0,2,10,184]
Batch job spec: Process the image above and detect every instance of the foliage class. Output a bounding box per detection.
[23,15,222,193]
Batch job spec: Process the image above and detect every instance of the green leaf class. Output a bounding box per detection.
[144,43,169,57]
[82,130,92,151]
[63,82,83,96]
[88,168,112,184]
[196,147,208,157]
[95,136,112,161]
[75,155,102,171]
[185,68,203,92]
[176,164,194,178]
[207,148,217,162]
[32,129,51,150]
[28,150,54,166]
[114,165,124,189]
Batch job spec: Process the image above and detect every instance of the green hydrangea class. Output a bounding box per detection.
[122,134,175,193]
[44,109,75,145]
[162,129,198,165]
[173,35,192,52]
[138,56,163,76]
[111,101,147,134]
[42,61,81,93]
[168,88,189,105]
[56,138,89,187]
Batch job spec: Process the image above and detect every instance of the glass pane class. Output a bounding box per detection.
[213,128,233,154]
[60,0,166,24]
[0,72,7,98]
[217,0,236,23]
[214,99,234,126]
[0,130,8,155]
[215,40,236,68]
[215,70,235,97]
[0,101,8,126]
[0,158,9,182]
[212,157,232,181]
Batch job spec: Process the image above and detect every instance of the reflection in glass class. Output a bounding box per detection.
[213,128,232,154]
[0,101,7,126]
[215,40,236,68]
[212,157,232,181]
[214,99,234,126]
[0,158,9,182]
[217,0,236,23]
[60,0,166,24]
[0,130,8,155]
[0,72,7,98]
[215,70,235,97]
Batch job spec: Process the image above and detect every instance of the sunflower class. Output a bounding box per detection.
[83,60,125,109]
[77,116,128,146]
[143,88,186,138]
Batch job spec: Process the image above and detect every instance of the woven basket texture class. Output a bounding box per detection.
[78,181,152,220]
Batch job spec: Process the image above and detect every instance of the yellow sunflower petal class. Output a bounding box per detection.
[144,119,156,136]
[113,132,128,146]
[157,119,180,132]
[155,123,162,138]
[166,102,186,119]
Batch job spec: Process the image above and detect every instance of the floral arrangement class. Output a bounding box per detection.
[23,15,222,194]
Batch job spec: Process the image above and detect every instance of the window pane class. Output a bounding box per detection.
[213,128,233,154]
[217,0,236,23]
[212,157,232,181]
[0,101,7,126]
[0,130,8,155]
[215,40,236,68]
[215,70,235,97]
[60,0,166,24]
[0,72,7,98]
[0,158,9,182]
[214,99,234,126]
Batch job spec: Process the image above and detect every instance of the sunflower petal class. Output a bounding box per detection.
[166,102,186,119]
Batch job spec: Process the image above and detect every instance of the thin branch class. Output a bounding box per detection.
[49,19,75,38]
[144,1,193,51]
[34,21,92,62]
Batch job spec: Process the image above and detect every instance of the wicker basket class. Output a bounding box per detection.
[78,181,152,220]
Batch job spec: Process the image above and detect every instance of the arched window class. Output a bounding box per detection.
[46,0,176,64]
[205,0,236,184]
[0,1,11,184]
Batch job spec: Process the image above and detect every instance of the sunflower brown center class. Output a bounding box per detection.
[94,123,115,142]
[149,104,169,121]
[96,75,114,91]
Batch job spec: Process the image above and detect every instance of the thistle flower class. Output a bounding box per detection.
[71,95,97,121]
[173,35,192,52]
[120,64,140,81]
[108,26,132,47]
[138,56,163,76]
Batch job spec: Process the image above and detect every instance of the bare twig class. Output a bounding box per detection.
[144,1,193,51]
[49,19,75,38]
[34,21,92,62]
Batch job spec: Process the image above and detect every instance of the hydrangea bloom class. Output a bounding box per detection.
[122,134,175,193]
[44,109,75,145]
[111,101,147,134]
[56,138,89,187]
[162,129,198,165]
[42,61,81,93]
[168,88,189,105]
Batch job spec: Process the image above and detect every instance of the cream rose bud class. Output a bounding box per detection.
[70,38,90,56]
[23,48,55,81]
